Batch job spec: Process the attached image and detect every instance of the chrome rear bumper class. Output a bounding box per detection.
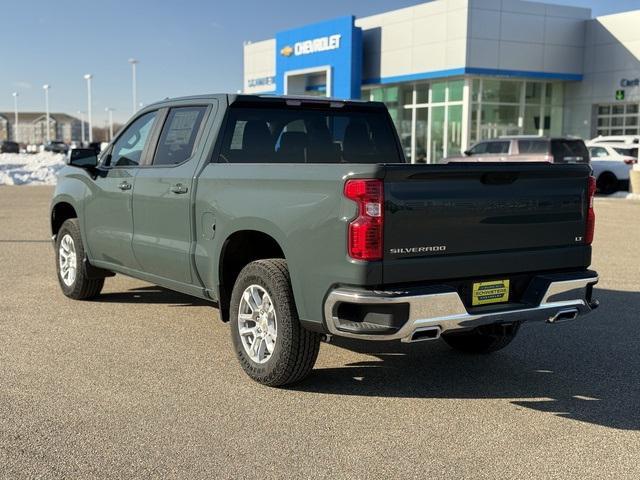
[324,274,598,343]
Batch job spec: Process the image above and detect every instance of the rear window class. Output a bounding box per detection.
[518,139,548,154]
[613,147,638,158]
[218,105,403,164]
[551,139,589,163]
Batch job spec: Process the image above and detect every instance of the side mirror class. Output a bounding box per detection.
[68,148,98,169]
[463,150,472,156]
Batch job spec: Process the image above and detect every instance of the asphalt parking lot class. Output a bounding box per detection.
[1,186,639,479]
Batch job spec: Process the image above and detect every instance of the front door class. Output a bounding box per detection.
[132,105,209,285]
[84,111,158,269]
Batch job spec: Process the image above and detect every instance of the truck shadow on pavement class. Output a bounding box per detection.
[96,286,213,307]
[296,288,640,431]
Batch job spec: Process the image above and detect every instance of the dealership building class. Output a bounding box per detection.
[243,0,640,162]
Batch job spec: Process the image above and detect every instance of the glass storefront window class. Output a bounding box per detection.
[526,82,543,104]
[482,79,521,103]
[447,104,463,157]
[431,106,445,162]
[448,80,464,102]
[548,106,563,136]
[431,82,446,103]
[416,83,429,104]
[472,79,481,102]
[398,107,413,162]
[480,104,520,139]
[415,108,428,163]
[523,106,541,135]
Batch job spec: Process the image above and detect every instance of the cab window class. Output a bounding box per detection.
[468,142,488,155]
[486,141,510,154]
[589,147,609,158]
[104,111,157,167]
[152,107,207,166]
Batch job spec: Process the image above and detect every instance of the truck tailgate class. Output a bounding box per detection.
[383,163,592,283]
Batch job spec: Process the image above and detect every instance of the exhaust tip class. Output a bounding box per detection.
[548,308,579,324]
[410,327,441,342]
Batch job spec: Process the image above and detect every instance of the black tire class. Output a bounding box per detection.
[596,172,618,195]
[442,322,520,354]
[55,218,104,300]
[229,259,321,387]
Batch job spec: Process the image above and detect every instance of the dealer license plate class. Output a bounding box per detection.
[472,280,510,306]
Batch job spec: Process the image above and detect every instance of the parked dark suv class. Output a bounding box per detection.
[0,141,20,153]
[44,141,69,154]
[447,136,590,164]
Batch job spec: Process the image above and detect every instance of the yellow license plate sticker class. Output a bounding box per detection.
[472,280,510,306]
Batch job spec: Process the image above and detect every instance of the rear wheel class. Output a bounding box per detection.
[442,322,520,354]
[596,172,618,195]
[229,259,321,387]
[55,219,104,300]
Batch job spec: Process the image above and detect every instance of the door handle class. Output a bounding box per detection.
[118,181,132,191]
[170,183,188,194]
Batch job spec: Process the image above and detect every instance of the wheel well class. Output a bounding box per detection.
[218,230,285,322]
[51,202,77,237]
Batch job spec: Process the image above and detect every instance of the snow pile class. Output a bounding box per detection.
[0,152,66,186]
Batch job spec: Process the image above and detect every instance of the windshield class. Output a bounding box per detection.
[219,105,404,164]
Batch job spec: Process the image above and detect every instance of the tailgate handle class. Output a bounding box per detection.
[481,172,519,185]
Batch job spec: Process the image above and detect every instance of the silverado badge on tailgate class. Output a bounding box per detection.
[472,280,510,306]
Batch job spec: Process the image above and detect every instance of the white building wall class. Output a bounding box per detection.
[466,0,589,74]
[243,39,276,93]
[564,10,640,138]
[355,0,469,83]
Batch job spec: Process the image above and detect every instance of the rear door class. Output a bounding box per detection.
[131,104,210,284]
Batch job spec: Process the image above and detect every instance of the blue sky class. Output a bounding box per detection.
[1,0,637,124]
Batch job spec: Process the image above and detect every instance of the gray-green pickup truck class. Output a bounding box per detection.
[51,94,599,386]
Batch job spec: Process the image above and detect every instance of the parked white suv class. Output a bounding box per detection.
[587,143,637,194]
[590,135,640,145]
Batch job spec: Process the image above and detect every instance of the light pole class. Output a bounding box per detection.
[43,84,51,143]
[11,92,19,143]
[77,111,86,144]
[84,74,93,143]
[128,58,139,115]
[105,107,114,141]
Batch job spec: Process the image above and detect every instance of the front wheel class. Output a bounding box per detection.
[442,322,520,354]
[55,218,104,300]
[229,259,321,387]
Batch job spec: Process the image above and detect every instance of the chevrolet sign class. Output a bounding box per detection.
[281,34,342,57]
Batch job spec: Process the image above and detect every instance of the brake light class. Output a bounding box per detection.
[344,179,383,261]
[623,158,637,165]
[585,176,596,245]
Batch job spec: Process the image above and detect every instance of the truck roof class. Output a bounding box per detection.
[145,93,386,110]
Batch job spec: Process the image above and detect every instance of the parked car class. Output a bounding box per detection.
[44,141,69,154]
[590,135,640,145]
[0,141,20,153]
[447,136,590,164]
[587,142,638,194]
[51,94,599,386]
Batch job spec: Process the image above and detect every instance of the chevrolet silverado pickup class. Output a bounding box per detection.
[51,94,599,386]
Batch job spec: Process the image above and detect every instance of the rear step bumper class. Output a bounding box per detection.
[324,273,598,343]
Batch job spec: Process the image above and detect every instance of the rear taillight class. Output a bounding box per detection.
[623,158,637,165]
[344,179,383,261]
[585,176,596,245]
